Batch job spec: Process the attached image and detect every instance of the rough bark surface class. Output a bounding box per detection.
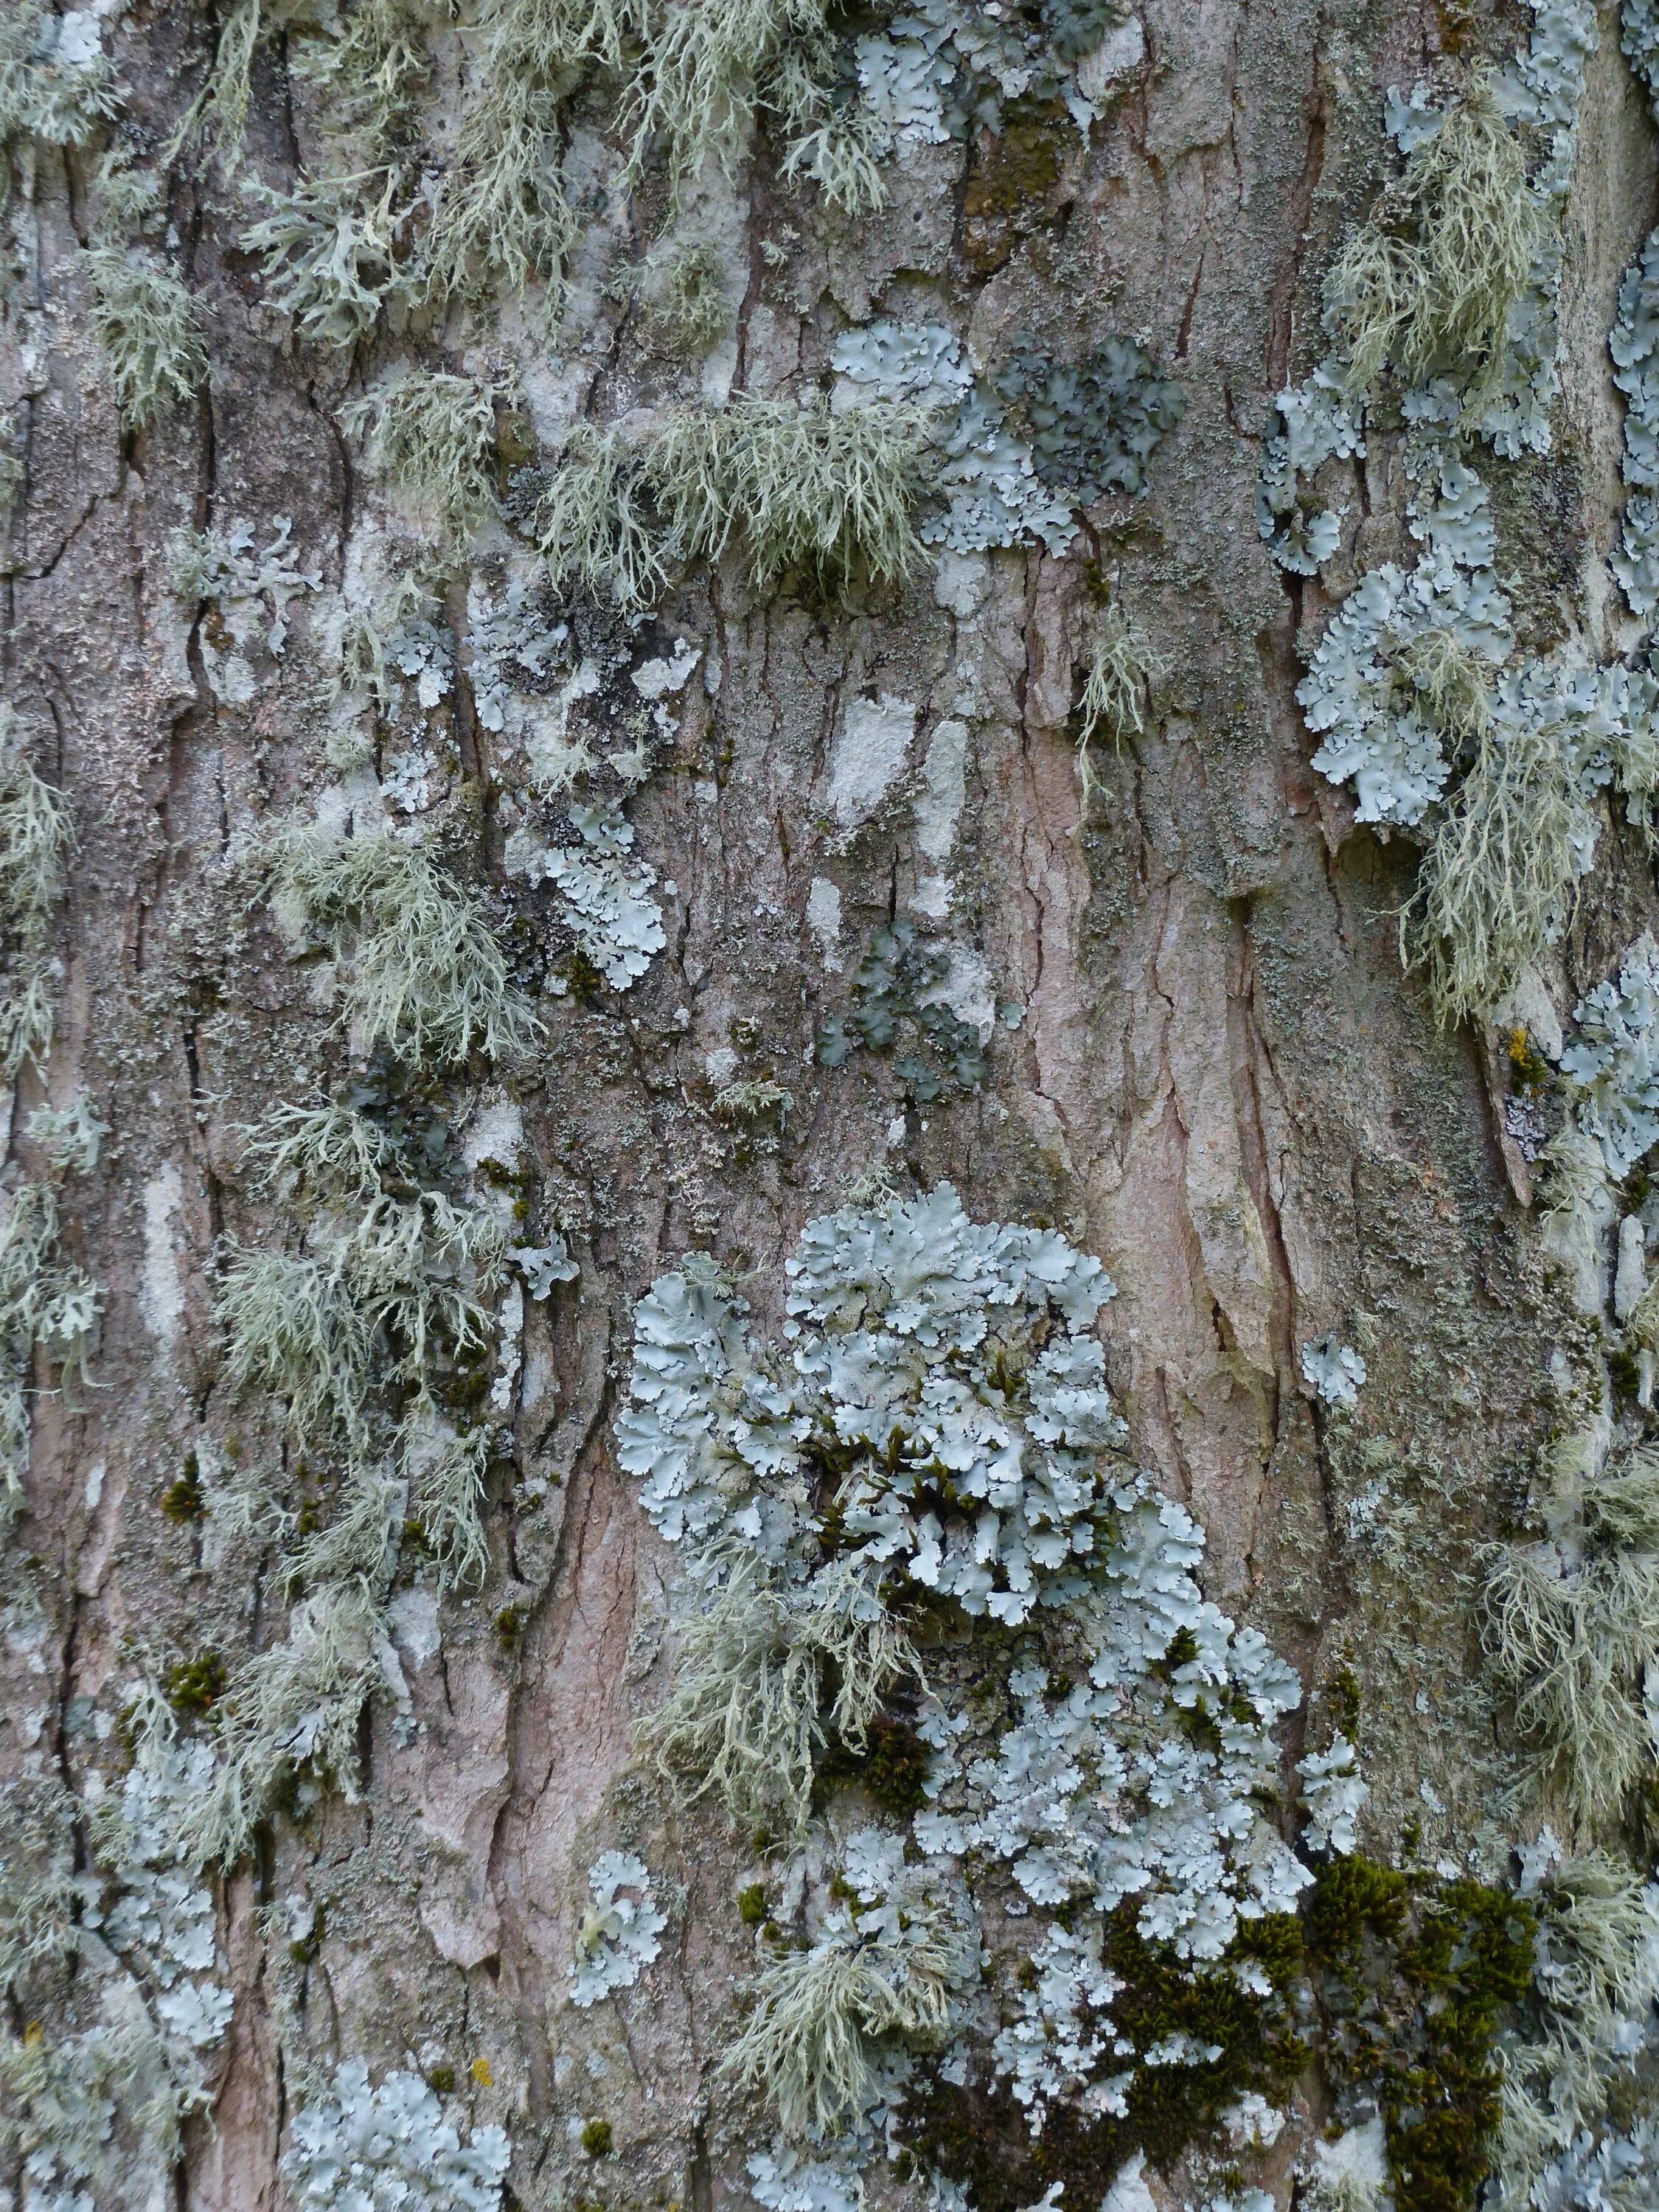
[4,1,1656,2208]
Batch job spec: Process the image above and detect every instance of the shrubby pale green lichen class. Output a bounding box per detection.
[522,397,928,607]
[1484,1439,1659,1827]
[244,170,411,348]
[0,709,71,1077]
[341,369,501,561]
[641,1545,921,1833]
[1324,83,1543,415]
[719,1827,976,2135]
[1262,0,1597,580]
[1298,430,1659,1023]
[265,826,540,1067]
[1077,611,1159,783]
[0,2,119,159]
[218,1099,508,1450]
[84,244,207,428]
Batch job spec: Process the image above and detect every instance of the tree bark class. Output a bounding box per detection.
[4,1,1655,2208]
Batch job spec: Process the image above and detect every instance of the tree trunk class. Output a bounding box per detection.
[3,2,1655,2210]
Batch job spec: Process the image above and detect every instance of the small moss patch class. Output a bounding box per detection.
[163,1649,227,1717]
[1306,1855,1535,2212]
[903,1907,1303,2211]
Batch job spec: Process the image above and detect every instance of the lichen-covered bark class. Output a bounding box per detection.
[5,1,1658,2208]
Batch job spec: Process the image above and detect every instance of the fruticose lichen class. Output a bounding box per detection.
[84,243,208,428]
[0,709,72,1077]
[0,4,118,161]
[1264,4,1646,1028]
[340,369,502,562]
[265,826,541,1067]
[1076,611,1159,781]
[243,169,412,348]
[0,720,92,1527]
[521,397,929,608]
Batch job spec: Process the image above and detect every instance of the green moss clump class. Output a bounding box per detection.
[580,2118,614,2157]
[1508,1025,1553,1095]
[1306,1855,1535,2212]
[288,1907,325,1966]
[814,1713,931,1815]
[159,1452,205,1523]
[163,1649,227,1717]
[903,1907,1303,2211]
[737,1883,768,1925]
[424,2062,456,2094]
[1327,1661,1363,1738]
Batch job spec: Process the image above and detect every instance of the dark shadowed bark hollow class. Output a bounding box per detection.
[8,1,1659,2208]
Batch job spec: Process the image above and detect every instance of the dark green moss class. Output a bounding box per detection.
[737,1883,768,1926]
[159,1451,204,1523]
[1609,1346,1645,1407]
[902,1906,1303,2211]
[1327,1662,1363,1739]
[563,948,607,1004]
[163,1649,226,1717]
[288,1907,325,1967]
[1306,1856,1535,2212]
[815,1714,933,1817]
[425,2062,456,2093]
[581,2120,614,2158]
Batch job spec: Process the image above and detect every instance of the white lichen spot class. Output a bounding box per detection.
[1303,2115,1390,2212]
[1100,2152,1158,2212]
[807,877,844,970]
[631,641,702,700]
[830,695,917,827]
[915,718,967,863]
[140,1163,187,1351]
[1297,1733,1368,1854]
